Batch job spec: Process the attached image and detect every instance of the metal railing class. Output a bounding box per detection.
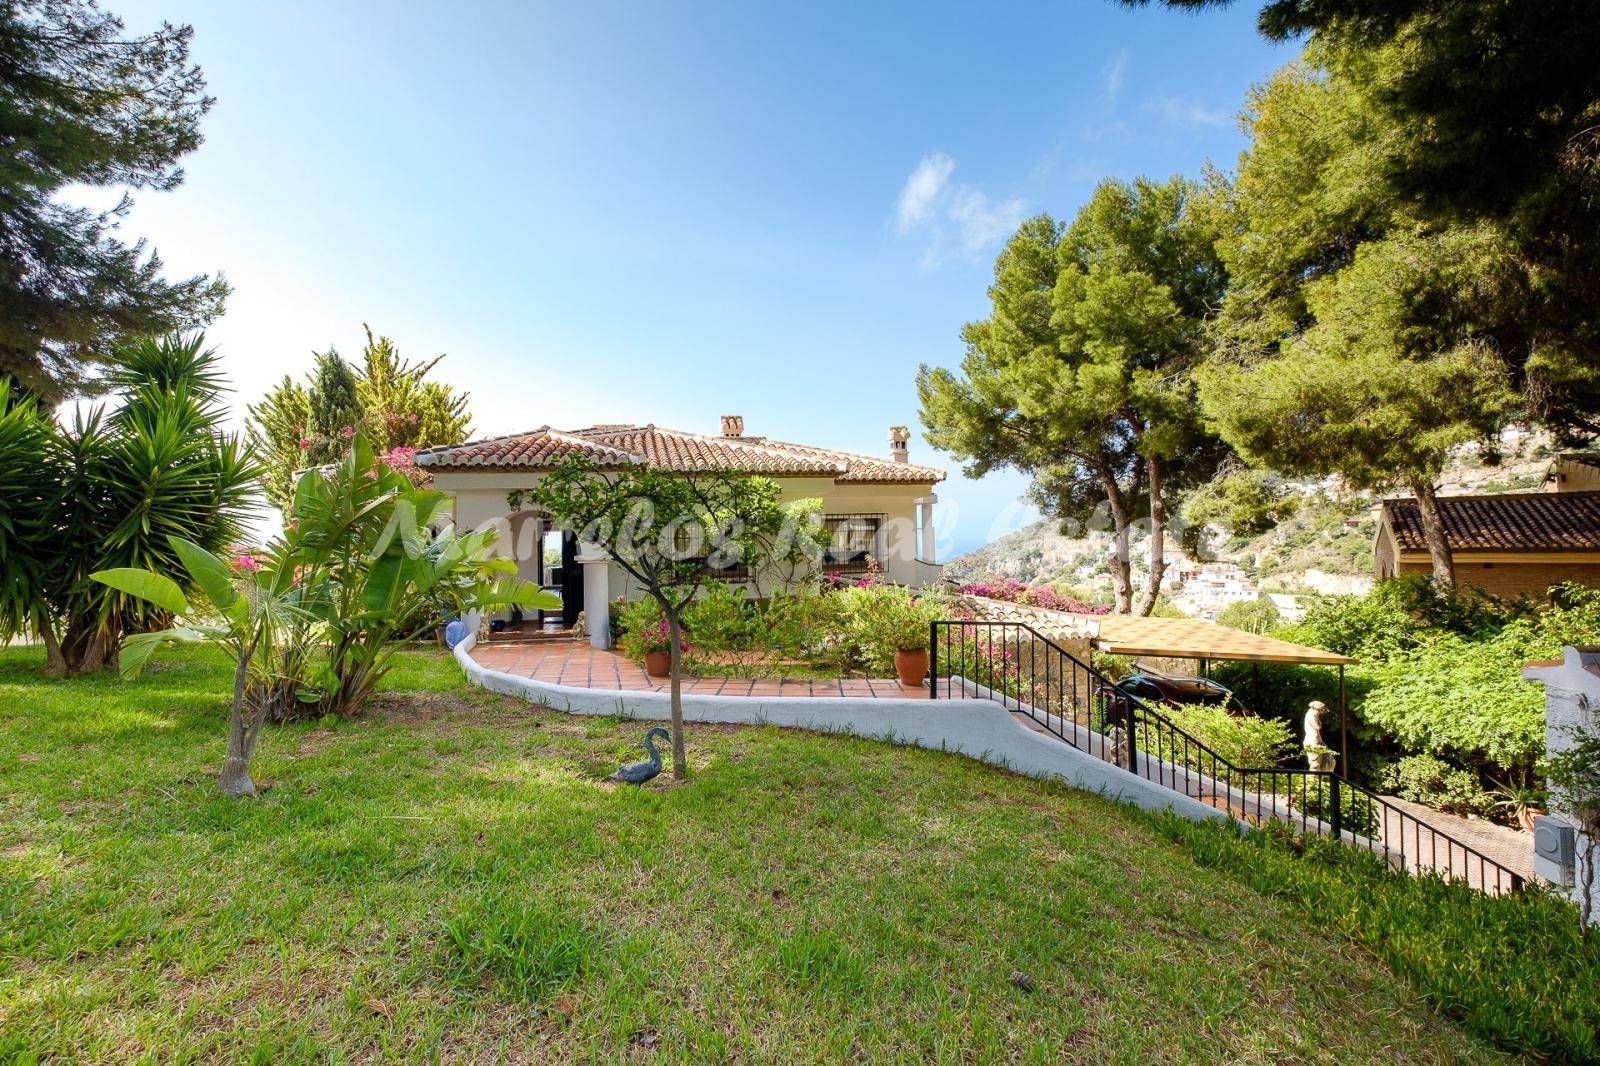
[929,619,1526,895]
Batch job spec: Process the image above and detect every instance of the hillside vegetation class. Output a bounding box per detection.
[948,429,1560,597]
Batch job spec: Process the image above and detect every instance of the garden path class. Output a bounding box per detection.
[471,638,929,699]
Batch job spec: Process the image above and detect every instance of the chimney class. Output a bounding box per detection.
[720,415,745,437]
[889,425,910,463]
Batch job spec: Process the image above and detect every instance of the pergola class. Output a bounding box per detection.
[1080,613,1355,769]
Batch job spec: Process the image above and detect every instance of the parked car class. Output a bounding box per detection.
[1095,670,1237,713]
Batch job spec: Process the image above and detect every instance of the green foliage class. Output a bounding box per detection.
[1278,579,1436,661]
[244,375,310,511]
[247,330,472,509]
[1378,754,1493,817]
[1182,467,1296,538]
[615,597,668,658]
[1157,703,1295,769]
[304,351,363,467]
[1128,0,1600,441]
[1352,584,1600,781]
[681,585,809,680]
[353,326,472,452]
[833,584,943,672]
[1143,809,1600,1061]
[0,335,257,672]
[1214,598,1279,635]
[0,0,228,403]
[1199,65,1519,485]
[279,436,555,718]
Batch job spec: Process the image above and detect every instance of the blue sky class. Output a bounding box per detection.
[103,0,1288,554]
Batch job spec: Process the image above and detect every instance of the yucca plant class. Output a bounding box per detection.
[0,335,261,672]
[3,335,262,673]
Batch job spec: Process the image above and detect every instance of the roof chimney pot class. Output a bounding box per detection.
[889,425,910,463]
[721,415,744,437]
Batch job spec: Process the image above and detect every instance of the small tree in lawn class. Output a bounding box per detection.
[529,456,802,778]
[92,536,313,796]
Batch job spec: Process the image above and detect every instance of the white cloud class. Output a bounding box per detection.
[948,189,1028,255]
[895,153,955,234]
[892,153,1025,262]
[1102,47,1130,99]
[1151,95,1230,129]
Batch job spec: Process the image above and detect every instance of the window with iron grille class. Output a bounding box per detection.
[822,513,884,573]
[672,526,751,581]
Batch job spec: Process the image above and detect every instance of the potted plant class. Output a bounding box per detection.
[846,585,943,687]
[1488,774,1548,833]
[618,599,675,678]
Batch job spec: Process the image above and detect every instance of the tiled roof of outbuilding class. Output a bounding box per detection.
[415,424,945,484]
[1381,492,1600,553]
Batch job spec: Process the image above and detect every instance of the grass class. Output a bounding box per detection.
[1143,812,1600,1062]
[0,644,1520,1062]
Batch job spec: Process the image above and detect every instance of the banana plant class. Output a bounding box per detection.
[93,536,315,796]
[280,434,558,716]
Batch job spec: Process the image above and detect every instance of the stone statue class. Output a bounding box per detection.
[571,610,587,640]
[1304,700,1336,772]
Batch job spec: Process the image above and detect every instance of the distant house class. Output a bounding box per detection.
[1373,492,1600,598]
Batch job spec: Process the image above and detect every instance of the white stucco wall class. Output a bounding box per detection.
[430,469,942,631]
[451,619,1237,826]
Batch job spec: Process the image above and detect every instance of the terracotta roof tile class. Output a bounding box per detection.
[416,424,945,483]
[414,427,639,469]
[1383,492,1600,552]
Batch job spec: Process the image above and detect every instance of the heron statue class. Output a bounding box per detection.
[608,727,671,784]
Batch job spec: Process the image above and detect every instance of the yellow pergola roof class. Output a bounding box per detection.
[1077,613,1354,666]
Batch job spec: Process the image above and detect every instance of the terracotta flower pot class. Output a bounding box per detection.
[643,650,672,678]
[894,647,929,688]
[1518,805,1545,834]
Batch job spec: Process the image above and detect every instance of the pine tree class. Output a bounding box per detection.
[0,1,229,405]
[304,351,362,467]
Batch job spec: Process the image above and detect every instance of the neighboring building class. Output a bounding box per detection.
[1373,492,1600,598]
[1548,452,1600,494]
[1170,560,1258,620]
[417,417,944,647]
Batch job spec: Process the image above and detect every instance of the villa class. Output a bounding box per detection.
[417,416,945,647]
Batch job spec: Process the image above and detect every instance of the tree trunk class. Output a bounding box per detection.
[216,646,264,797]
[1136,455,1167,617]
[55,617,119,674]
[1098,468,1134,614]
[1408,477,1456,587]
[39,622,67,676]
[665,609,688,778]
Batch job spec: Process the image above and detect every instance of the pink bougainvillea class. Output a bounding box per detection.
[957,578,1109,615]
[230,553,262,574]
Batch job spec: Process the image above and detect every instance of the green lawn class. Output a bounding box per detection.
[0,645,1510,1063]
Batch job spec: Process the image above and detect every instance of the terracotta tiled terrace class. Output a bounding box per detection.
[471,639,930,698]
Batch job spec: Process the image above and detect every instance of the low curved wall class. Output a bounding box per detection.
[452,621,1232,824]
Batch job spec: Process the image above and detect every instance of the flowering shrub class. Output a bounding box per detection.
[957,578,1109,615]
[617,597,672,657]
[822,556,886,589]
[380,445,432,486]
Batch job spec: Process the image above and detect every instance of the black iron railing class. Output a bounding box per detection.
[929,619,1525,895]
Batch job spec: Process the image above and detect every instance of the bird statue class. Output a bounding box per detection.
[608,727,671,784]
